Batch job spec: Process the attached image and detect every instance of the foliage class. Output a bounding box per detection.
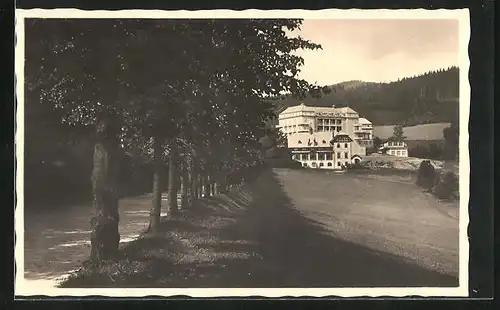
[433,171,459,200]
[443,122,459,160]
[408,143,444,160]
[372,137,382,150]
[416,160,436,190]
[24,18,326,208]
[392,125,405,140]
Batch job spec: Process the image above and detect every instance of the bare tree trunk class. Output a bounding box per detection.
[148,136,163,234]
[213,178,218,196]
[199,171,205,198]
[90,119,120,262]
[168,142,178,215]
[203,173,210,197]
[190,159,198,203]
[180,166,189,209]
[209,174,215,196]
[219,172,228,194]
[197,172,202,199]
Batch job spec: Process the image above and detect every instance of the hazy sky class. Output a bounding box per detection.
[292,19,459,85]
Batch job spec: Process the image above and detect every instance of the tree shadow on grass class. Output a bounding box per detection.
[61,169,459,288]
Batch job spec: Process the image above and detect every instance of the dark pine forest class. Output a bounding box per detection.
[272,66,459,126]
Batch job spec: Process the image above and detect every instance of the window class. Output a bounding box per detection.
[337,119,342,124]
[318,153,326,161]
[318,126,323,131]
[337,152,341,158]
[327,162,332,167]
[325,152,332,160]
[337,162,341,167]
[322,140,327,144]
[303,163,308,167]
[298,140,302,144]
[319,162,324,167]
[337,143,340,148]
[344,143,348,148]
[344,152,349,159]
[337,126,342,131]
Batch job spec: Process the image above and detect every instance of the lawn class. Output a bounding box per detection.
[59,168,459,288]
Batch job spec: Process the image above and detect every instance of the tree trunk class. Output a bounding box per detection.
[180,167,189,209]
[197,173,202,199]
[148,136,163,234]
[219,172,228,194]
[209,175,215,196]
[203,174,210,197]
[190,159,198,202]
[168,142,178,215]
[90,119,120,262]
[199,172,205,198]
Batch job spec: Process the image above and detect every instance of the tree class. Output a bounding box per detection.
[392,124,405,140]
[25,18,327,259]
[25,19,144,261]
[373,136,382,150]
[443,122,459,161]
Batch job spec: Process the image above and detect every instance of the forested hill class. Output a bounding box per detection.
[272,66,459,126]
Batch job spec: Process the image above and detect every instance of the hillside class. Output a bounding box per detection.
[271,67,459,126]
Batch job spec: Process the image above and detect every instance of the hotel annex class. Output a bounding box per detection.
[277,103,374,169]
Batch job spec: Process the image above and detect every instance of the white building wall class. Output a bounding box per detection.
[279,104,373,169]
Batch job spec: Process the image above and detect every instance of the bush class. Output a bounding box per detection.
[345,161,365,170]
[416,160,436,190]
[433,171,459,200]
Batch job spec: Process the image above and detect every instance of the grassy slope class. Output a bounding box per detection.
[373,122,452,140]
[60,168,458,288]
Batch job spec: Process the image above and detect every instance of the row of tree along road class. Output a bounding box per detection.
[24,19,330,263]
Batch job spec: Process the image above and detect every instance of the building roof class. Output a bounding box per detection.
[332,132,353,142]
[287,131,335,147]
[280,104,360,117]
[358,117,372,125]
[280,103,311,114]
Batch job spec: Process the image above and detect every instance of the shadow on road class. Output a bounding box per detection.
[61,169,459,288]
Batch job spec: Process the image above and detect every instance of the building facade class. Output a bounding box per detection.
[379,140,409,157]
[277,103,373,169]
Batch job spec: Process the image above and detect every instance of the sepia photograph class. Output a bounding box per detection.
[15,9,470,297]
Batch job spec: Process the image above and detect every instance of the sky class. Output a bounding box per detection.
[291,19,459,85]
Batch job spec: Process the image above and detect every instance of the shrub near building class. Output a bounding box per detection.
[433,171,459,200]
[416,160,436,191]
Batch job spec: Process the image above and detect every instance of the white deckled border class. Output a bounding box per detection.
[14,8,471,298]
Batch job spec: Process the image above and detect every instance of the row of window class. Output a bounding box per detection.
[317,126,343,132]
[387,141,405,146]
[317,118,343,125]
[293,152,350,161]
[302,161,348,168]
[388,150,407,156]
[296,140,350,149]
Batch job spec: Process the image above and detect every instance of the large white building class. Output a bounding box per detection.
[277,103,373,169]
